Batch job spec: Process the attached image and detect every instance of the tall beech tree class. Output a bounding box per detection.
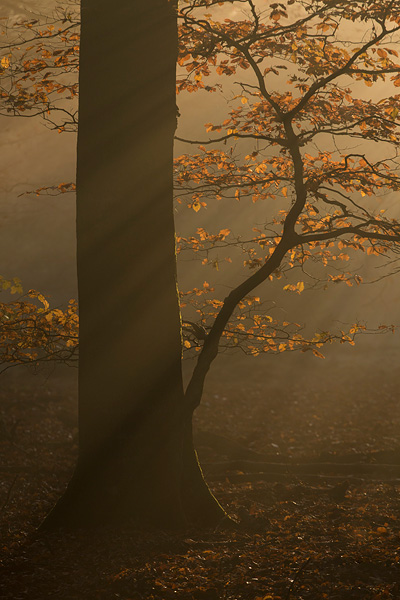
[2,0,400,529]
[41,0,225,529]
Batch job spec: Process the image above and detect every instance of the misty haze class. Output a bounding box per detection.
[1,1,400,598]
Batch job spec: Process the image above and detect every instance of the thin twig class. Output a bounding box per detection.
[285,557,312,600]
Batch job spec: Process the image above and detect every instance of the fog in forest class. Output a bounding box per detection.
[1,0,399,369]
[1,3,400,595]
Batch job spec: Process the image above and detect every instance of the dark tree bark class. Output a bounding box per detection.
[42,0,225,530]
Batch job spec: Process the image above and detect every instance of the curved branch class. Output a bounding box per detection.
[184,234,297,413]
[298,225,400,245]
[287,25,400,119]
[175,132,280,145]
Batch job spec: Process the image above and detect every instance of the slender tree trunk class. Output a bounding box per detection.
[42,0,225,530]
[181,417,227,526]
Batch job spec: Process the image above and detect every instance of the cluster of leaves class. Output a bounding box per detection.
[179,280,374,358]
[0,1,79,131]
[0,277,78,374]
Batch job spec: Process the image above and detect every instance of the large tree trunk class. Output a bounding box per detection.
[42,0,225,530]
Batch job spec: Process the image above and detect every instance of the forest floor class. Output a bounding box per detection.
[1,343,400,599]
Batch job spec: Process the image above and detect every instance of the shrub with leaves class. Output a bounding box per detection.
[0,277,78,374]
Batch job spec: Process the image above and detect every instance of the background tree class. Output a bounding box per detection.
[2,0,400,529]
[173,0,400,414]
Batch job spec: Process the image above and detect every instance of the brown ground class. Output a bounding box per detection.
[1,342,400,599]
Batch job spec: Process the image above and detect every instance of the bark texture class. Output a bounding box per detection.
[43,0,225,530]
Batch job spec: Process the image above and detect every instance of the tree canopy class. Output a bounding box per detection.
[1,0,400,379]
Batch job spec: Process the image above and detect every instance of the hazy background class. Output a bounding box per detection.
[0,0,77,303]
[1,0,399,374]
